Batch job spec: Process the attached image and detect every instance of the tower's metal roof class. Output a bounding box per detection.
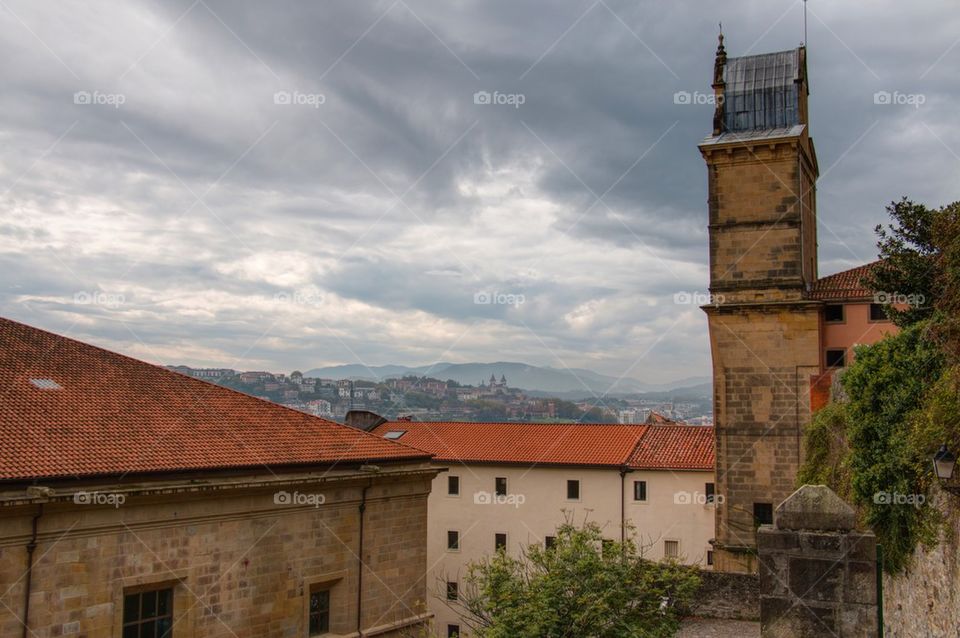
[722,48,802,132]
[724,49,800,93]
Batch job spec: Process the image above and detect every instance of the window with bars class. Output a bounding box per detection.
[122,588,173,638]
[308,589,330,635]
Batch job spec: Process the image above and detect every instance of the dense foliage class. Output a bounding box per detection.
[800,196,960,573]
[450,522,700,638]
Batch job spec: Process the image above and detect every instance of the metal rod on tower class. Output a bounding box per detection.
[803,0,808,47]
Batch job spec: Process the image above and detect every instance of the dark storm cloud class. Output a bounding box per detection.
[1,0,958,382]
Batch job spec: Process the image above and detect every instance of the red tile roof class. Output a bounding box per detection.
[808,261,880,301]
[0,318,430,482]
[372,421,648,466]
[626,425,715,471]
[371,421,715,471]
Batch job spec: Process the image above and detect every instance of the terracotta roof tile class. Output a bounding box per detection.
[371,421,715,471]
[0,318,430,482]
[372,421,647,466]
[626,425,715,471]
[808,261,881,301]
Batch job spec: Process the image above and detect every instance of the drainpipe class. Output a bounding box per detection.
[619,466,634,545]
[22,504,42,638]
[356,482,371,637]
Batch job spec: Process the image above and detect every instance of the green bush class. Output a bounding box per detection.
[455,522,700,638]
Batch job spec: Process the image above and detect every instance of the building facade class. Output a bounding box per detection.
[369,421,714,637]
[0,317,438,638]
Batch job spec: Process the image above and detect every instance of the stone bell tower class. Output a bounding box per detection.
[698,34,822,573]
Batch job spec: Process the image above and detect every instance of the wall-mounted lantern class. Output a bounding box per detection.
[932,444,960,494]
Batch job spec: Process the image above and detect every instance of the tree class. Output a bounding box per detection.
[863,197,941,327]
[930,201,960,360]
[447,521,700,638]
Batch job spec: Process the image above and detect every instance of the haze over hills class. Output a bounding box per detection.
[304,361,710,395]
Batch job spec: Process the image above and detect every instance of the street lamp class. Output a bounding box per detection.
[932,444,960,495]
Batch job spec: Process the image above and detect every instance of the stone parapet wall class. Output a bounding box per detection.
[691,570,761,620]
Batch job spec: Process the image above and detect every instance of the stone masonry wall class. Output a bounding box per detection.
[690,570,761,620]
[882,488,960,637]
[758,485,878,638]
[708,305,821,573]
[0,469,435,638]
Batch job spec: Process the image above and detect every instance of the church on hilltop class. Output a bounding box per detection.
[699,34,899,573]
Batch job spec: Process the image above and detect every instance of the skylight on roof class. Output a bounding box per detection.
[29,378,62,390]
[383,430,407,440]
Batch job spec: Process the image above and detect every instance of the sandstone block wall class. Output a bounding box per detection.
[707,305,821,573]
[0,469,435,637]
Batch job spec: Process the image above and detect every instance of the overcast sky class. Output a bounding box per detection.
[1,0,958,384]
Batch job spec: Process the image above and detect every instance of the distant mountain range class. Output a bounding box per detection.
[304,361,710,395]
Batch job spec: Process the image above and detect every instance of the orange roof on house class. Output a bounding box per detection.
[0,318,430,482]
[371,421,715,471]
[626,425,715,471]
[808,261,880,301]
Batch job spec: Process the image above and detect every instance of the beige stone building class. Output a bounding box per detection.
[369,420,714,637]
[0,317,438,638]
[700,36,901,573]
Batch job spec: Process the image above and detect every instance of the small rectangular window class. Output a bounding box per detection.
[308,588,330,635]
[707,550,714,566]
[825,349,846,368]
[495,477,507,496]
[545,535,556,549]
[664,540,679,558]
[448,625,461,638]
[566,479,580,500]
[633,480,647,501]
[447,530,460,551]
[123,587,174,638]
[754,502,774,526]
[495,533,507,551]
[705,482,716,503]
[824,304,844,323]
[446,581,458,601]
[448,475,460,496]
[869,303,887,322]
